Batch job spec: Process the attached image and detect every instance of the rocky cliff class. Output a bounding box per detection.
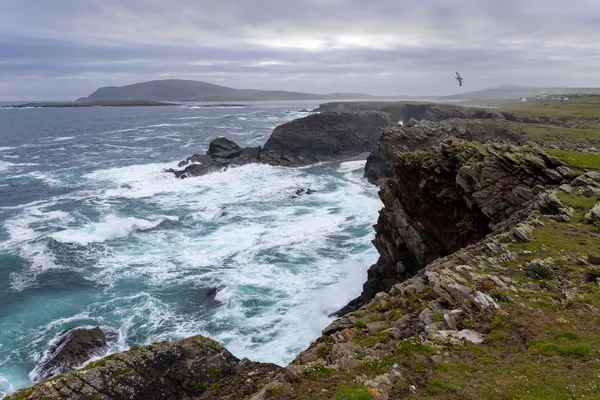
[169,111,390,178]
[312,102,555,125]
[7,107,600,400]
[363,118,530,183]
[349,139,573,313]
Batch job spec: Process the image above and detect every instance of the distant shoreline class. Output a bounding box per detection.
[2,100,178,108]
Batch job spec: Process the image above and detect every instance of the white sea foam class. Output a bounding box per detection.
[1,105,385,391]
[52,136,75,142]
[74,161,379,365]
[0,146,16,151]
[0,375,15,398]
[0,160,14,172]
[51,215,178,245]
[1,202,75,290]
[338,159,367,173]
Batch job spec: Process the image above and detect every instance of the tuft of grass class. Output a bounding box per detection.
[354,319,367,329]
[306,364,336,379]
[426,379,460,396]
[317,344,331,358]
[335,384,375,400]
[530,339,592,358]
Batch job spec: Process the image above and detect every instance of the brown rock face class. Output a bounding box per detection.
[350,139,571,313]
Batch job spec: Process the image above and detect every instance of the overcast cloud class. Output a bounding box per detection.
[1,0,599,100]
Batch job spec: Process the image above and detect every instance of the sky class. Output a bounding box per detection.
[1,0,600,100]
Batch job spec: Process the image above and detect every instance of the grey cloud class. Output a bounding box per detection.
[1,0,600,100]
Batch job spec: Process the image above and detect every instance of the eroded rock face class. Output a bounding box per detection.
[340,139,571,315]
[170,111,390,178]
[33,327,110,382]
[261,111,389,165]
[364,119,526,183]
[9,336,281,400]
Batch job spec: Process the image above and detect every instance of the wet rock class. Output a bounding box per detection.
[33,327,110,382]
[329,296,362,317]
[207,137,241,155]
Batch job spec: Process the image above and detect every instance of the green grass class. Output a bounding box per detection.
[306,364,336,379]
[478,98,600,119]
[317,344,331,358]
[521,124,600,143]
[335,384,376,400]
[546,150,600,169]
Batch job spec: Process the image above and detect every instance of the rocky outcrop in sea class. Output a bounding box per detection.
[169,111,390,178]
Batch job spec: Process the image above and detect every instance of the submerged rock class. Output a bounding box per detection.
[34,327,110,382]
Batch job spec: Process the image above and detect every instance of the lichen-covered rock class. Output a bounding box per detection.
[364,119,525,183]
[6,336,280,400]
[351,139,569,310]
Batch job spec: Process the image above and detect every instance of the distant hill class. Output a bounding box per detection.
[442,85,600,100]
[76,79,375,102]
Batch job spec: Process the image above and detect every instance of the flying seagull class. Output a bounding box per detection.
[455,72,464,87]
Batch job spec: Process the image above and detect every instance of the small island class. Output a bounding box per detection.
[3,100,178,108]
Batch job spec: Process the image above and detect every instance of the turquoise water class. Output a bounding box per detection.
[0,102,380,395]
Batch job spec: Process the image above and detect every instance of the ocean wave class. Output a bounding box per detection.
[0,146,16,151]
[51,215,179,245]
[51,136,75,142]
[0,160,14,172]
[337,160,367,172]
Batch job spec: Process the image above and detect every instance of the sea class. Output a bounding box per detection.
[0,101,381,395]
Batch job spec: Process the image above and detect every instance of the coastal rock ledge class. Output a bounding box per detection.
[168,111,390,178]
[8,336,280,400]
